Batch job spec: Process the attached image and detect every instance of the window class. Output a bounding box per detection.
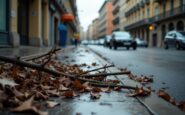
[0,0,6,31]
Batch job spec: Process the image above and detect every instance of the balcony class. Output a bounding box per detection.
[113,5,120,15]
[113,0,119,6]
[112,17,120,25]
[151,5,185,23]
[124,18,151,30]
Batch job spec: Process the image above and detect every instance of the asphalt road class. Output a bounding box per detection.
[88,45,185,102]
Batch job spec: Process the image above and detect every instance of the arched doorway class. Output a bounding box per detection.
[176,21,184,31]
[168,23,174,31]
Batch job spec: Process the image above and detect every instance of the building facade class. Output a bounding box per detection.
[120,0,127,31]
[124,0,185,47]
[92,18,99,39]
[112,0,121,31]
[98,0,113,38]
[0,0,79,47]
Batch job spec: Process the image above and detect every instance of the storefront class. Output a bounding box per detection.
[0,0,9,45]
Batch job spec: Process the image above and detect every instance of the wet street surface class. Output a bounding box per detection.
[88,45,185,102]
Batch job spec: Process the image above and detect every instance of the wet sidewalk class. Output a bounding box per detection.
[0,46,184,115]
[0,46,52,58]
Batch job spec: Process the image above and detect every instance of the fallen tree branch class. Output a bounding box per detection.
[90,82,136,90]
[78,64,114,75]
[80,71,131,78]
[0,55,74,77]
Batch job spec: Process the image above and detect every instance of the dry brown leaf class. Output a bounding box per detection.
[46,101,60,108]
[11,96,34,112]
[157,90,171,102]
[73,80,85,91]
[101,87,111,93]
[90,92,101,99]
[59,84,69,91]
[92,87,102,93]
[47,90,60,97]
[114,86,122,91]
[127,87,150,97]
[35,92,48,100]
[13,88,24,100]
[62,91,79,98]
[177,101,185,111]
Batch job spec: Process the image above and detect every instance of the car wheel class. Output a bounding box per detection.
[109,45,112,49]
[132,46,137,50]
[126,46,130,50]
[176,43,180,50]
[164,43,168,49]
[114,45,117,50]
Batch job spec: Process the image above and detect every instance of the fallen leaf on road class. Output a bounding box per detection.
[62,91,78,98]
[90,92,101,99]
[157,90,171,102]
[127,87,150,97]
[177,101,185,111]
[46,101,60,108]
[101,87,111,93]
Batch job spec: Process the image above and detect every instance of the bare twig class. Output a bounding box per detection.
[78,64,114,75]
[90,82,136,90]
[79,71,131,78]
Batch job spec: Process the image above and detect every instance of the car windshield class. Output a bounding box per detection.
[115,32,131,39]
[179,32,185,36]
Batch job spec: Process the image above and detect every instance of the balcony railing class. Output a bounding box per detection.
[113,5,120,15]
[112,17,120,24]
[151,5,185,23]
[124,18,151,30]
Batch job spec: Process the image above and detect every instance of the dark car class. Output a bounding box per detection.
[164,31,185,50]
[110,31,137,50]
[135,38,148,47]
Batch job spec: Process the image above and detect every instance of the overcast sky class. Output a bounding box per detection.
[77,0,105,31]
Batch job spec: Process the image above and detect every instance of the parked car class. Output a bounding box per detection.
[164,31,185,50]
[135,38,148,47]
[110,31,137,50]
[98,38,105,45]
[104,35,111,47]
[81,40,88,45]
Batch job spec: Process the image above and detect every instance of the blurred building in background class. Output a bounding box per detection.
[112,0,120,31]
[92,18,99,39]
[98,0,113,38]
[79,26,86,40]
[124,0,185,47]
[0,0,79,47]
[87,24,93,40]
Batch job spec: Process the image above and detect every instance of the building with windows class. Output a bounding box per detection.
[98,0,113,38]
[120,0,127,31]
[112,0,120,31]
[124,0,185,47]
[92,18,99,39]
[0,0,79,47]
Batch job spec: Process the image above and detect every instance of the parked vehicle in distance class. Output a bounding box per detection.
[135,38,148,47]
[81,40,88,45]
[110,31,137,50]
[98,38,105,45]
[164,31,185,50]
[104,35,111,47]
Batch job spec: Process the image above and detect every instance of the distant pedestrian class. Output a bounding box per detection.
[74,33,80,47]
